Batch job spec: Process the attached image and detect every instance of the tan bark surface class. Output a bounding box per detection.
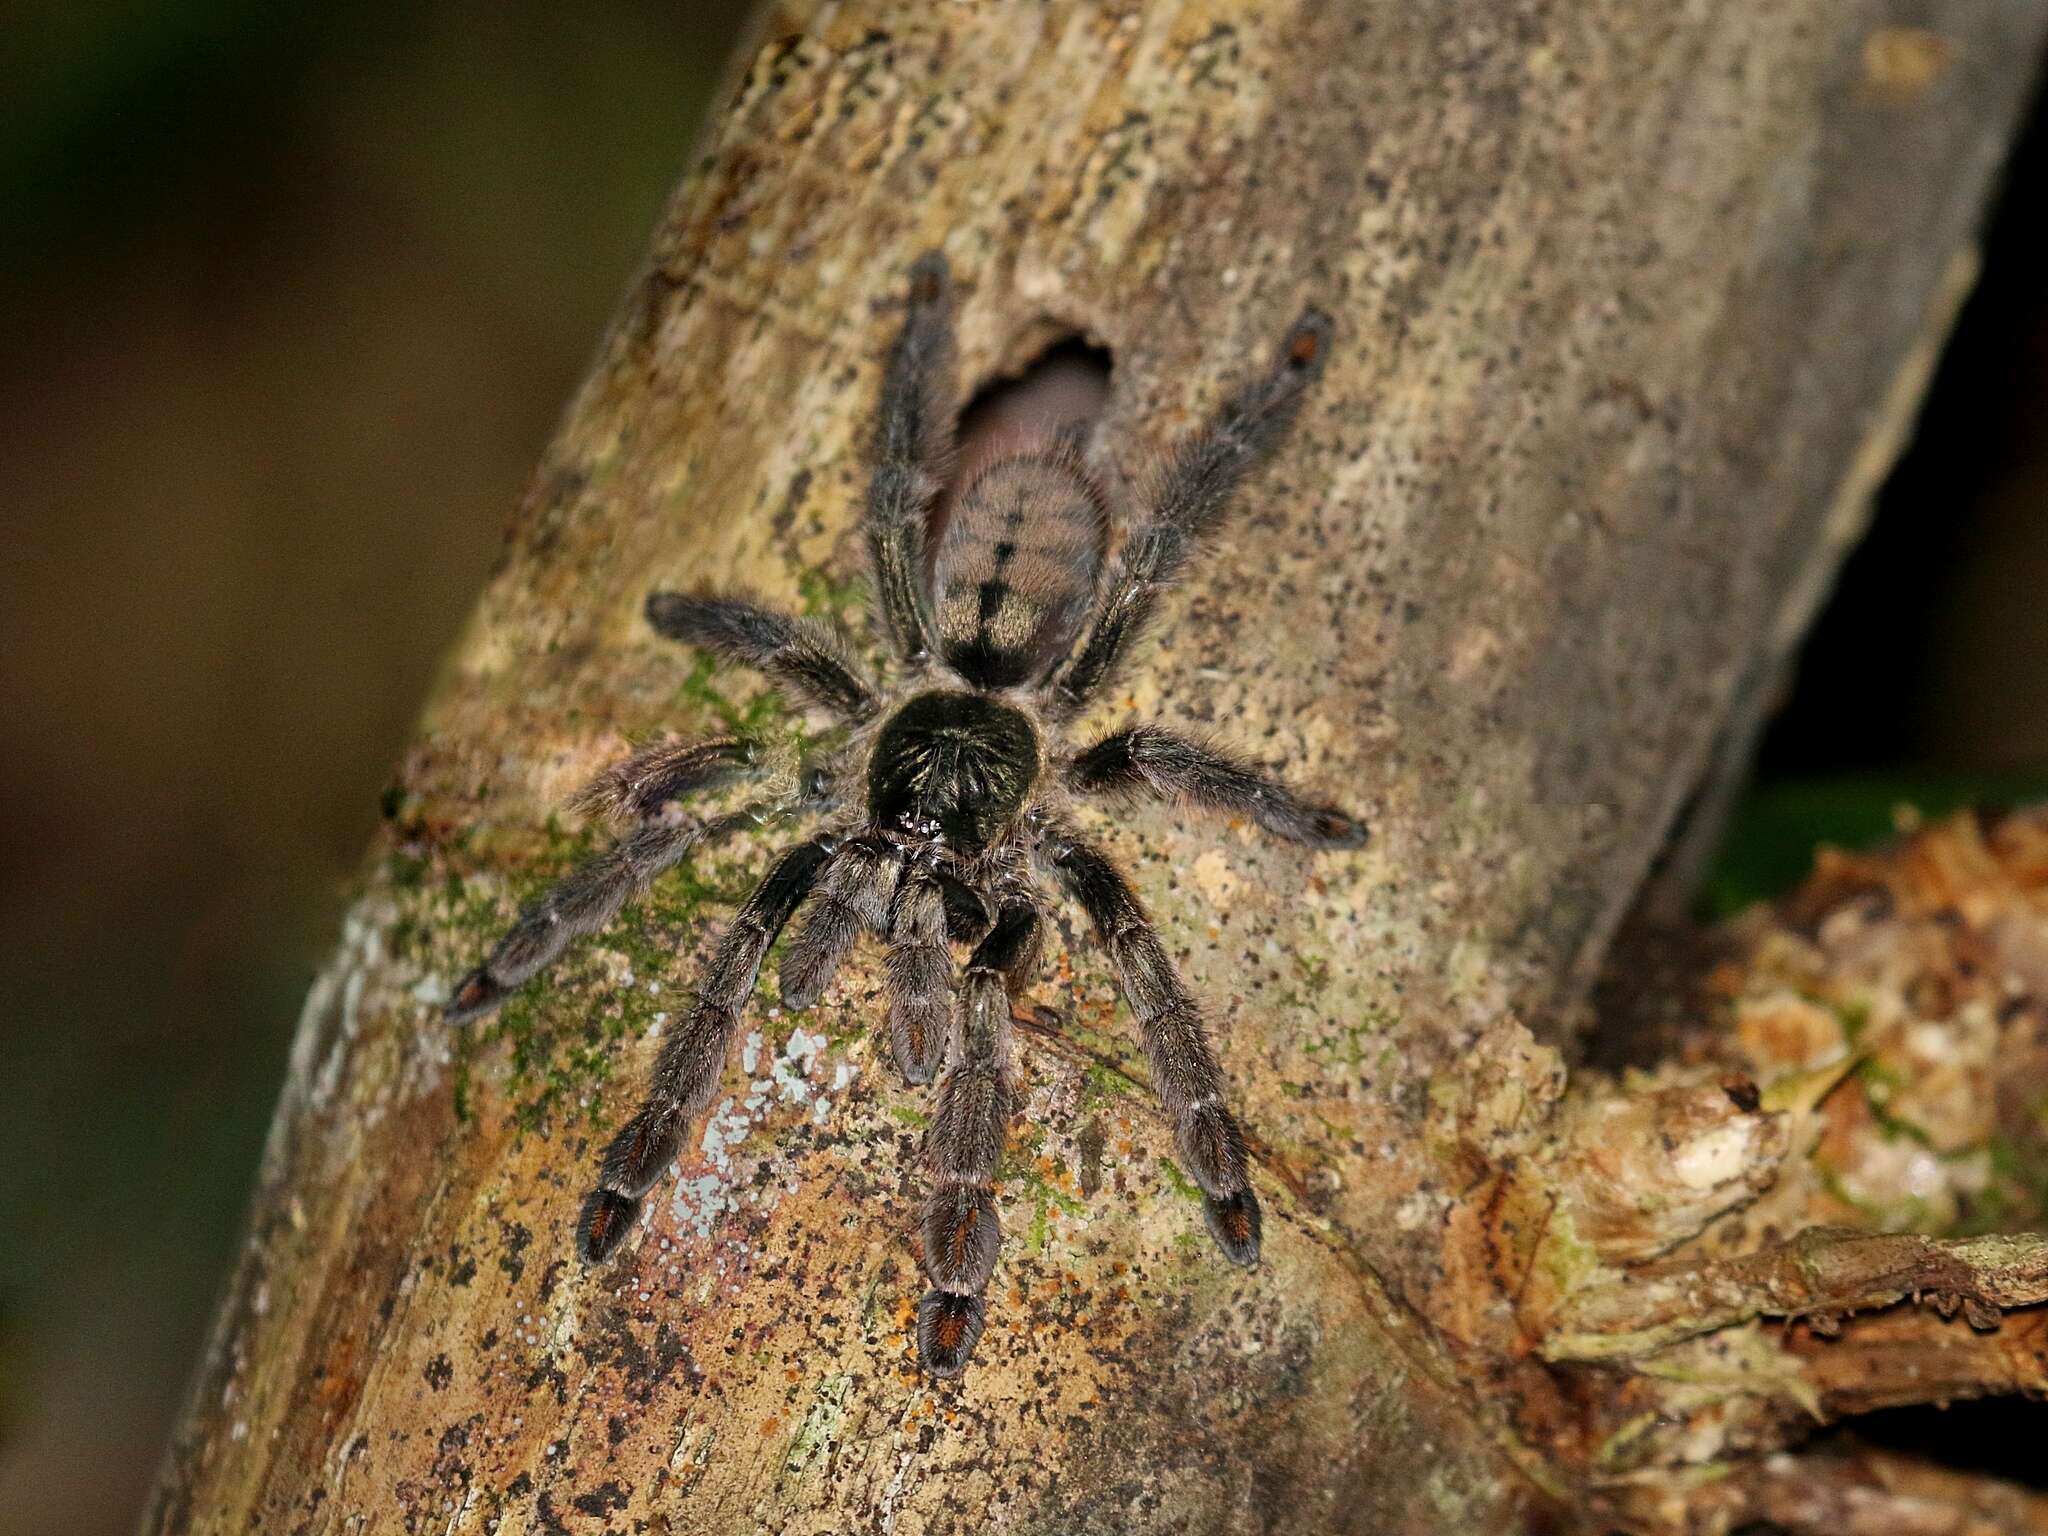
[148,3,2048,1533]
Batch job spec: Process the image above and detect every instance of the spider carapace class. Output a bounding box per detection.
[446,253,1364,1376]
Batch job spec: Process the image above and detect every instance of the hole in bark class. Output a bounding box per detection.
[928,331,1113,551]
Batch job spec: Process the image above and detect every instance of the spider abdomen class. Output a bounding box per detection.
[867,690,1040,851]
[933,450,1107,688]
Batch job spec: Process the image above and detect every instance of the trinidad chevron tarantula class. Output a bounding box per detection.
[445,253,1364,1376]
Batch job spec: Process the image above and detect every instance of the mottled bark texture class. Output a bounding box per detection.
[149,4,2048,1534]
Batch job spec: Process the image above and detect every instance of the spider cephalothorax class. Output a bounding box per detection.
[446,253,1363,1376]
[868,691,1040,848]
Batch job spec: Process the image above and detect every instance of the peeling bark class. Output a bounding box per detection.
[148,3,2048,1534]
[1546,1229,2048,1360]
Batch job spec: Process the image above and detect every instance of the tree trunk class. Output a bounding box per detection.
[147,3,2048,1533]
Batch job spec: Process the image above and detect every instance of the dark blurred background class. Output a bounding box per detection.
[0,7,2042,1533]
[0,4,752,1530]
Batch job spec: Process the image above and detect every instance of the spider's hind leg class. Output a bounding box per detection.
[917,898,1042,1377]
[1066,724,1366,848]
[884,864,955,1084]
[578,835,835,1261]
[1052,308,1331,710]
[442,738,762,1024]
[1041,825,1263,1265]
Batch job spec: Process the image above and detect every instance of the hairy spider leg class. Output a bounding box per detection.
[1066,724,1367,848]
[645,592,877,722]
[1042,826,1262,1266]
[569,736,757,822]
[443,801,762,1026]
[1053,308,1332,710]
[885,863,954,1084]
[916,899,1042,1376]
[577,835,835,1261]
[865,251,956,665]
[778,834,903,1009]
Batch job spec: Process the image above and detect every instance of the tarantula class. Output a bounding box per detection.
[445,253,1364,1376]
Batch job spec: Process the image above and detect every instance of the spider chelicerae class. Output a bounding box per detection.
[445,253,1364,1377]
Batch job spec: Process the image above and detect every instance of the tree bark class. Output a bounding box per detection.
[148,3,2048,1533]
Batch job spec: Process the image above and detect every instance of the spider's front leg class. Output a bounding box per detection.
[917,898,1041,1376]
[577,835,834,1260]
[864,253,957,666]
[443,737,761,1023]
[1041,825,1263,1264]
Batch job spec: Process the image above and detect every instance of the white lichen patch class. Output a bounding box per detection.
[294,898,452,1133]
[666,1025,850,1242]
[770,1026,829,1105]
[303,907,383,1112]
